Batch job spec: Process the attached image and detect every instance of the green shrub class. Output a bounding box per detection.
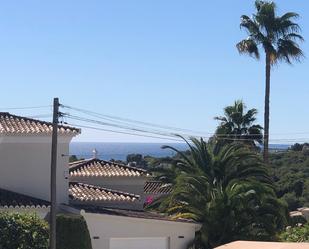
[0,212,92,249]
[0,212,49,249]
[279,223,309,242]
[56,214,92,249]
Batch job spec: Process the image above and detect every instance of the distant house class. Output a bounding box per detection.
[0,112,200,249]
[68,158,172,209]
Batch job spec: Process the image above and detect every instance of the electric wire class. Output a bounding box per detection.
[61,104,309,138]
[0,105,52,110]
[64,122,184,142]
[62,112,309,143]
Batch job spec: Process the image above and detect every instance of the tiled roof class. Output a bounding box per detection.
[0,188,50,208]
[69,158,147,178]
[69,182,139,203]
[144,181,172,194]
[0,112,80,136]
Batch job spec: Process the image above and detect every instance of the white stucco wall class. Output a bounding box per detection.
[0,135,73,205]
[82,211,200,249]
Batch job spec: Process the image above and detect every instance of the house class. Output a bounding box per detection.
[0,112,201,249]
[290,207,309,221]
[214,241,309,249]
[68,158,172,209]
[0,112,79,204]
[69,158,148,210]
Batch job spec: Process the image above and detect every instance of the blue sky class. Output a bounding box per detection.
[0,1,308,142]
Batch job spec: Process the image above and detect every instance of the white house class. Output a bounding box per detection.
[0,112,201,249]
[69,158,173,209]
[0,112,80,204]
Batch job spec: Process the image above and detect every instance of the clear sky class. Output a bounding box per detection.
[0,1,308,143]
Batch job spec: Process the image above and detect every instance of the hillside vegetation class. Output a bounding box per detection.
[269,148,309,211]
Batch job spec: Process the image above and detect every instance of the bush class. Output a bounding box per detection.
[0,212,49,249]
[57,214,92,249]
[279,223,309,242]
[0,212,92,249]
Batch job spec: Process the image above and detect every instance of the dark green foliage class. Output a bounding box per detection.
[290,143,307,151]
[56,214,92,249]
[279,223,309,242]
[269,150,309,210]
[214,100,263,148]
[150,137,287,249]
[126,153,148,168]
[0,212,92,249]
[289,215,307,227]
[237,0,304,64]
[69,155,84,162]
[0,212,49,249]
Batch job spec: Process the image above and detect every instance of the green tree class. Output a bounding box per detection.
[0,212,49,249]
[214,100,263,148]
[151,137,287,248]
[237,0,304,163]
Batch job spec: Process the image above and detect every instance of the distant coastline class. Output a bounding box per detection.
[69,142,290,161]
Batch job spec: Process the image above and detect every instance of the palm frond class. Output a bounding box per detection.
[237,38,260,59]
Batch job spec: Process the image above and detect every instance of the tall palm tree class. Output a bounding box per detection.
[149,137,287,248]
[214,100,263,148]
[236,0,304,163]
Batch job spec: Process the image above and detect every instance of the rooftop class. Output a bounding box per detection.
[214,241,309,249]
[69,182,139,203]
[74,206,197,224]
[69,158,147,178]
[0,188,50,208]
[0,112,80,136]
[144,181,172,194]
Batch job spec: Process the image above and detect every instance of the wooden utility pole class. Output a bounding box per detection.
[50,97,59,249]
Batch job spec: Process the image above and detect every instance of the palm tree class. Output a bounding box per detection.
[150,137,287,248]
[214,100,263,148]
[236,0,304,163]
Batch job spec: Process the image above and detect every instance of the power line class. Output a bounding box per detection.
[57,105,309,143]
[61,104,211,136]
[64,122,184,142]
[63,113,309,143]
[0,105,52,110]
[62,113,182,139]
[60,104,309,138]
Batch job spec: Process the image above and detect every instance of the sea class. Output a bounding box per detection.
[69,142,290,161]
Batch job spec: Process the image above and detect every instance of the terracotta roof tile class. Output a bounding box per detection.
[0,112,80,136]
[0,188,50,208]
[144,181,172,194]
[69,158,147,178]
[69,182,139,203]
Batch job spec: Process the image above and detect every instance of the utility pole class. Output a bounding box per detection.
[50,97,59,249]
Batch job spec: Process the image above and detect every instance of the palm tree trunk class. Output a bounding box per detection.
[263,53,271,163]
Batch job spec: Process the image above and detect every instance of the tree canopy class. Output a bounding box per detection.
[149,137,287,248]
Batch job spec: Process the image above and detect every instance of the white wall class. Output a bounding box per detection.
[0,135,73,205]
[83,211,200,249]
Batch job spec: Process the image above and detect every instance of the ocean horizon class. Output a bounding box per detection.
[69,142,291,161]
